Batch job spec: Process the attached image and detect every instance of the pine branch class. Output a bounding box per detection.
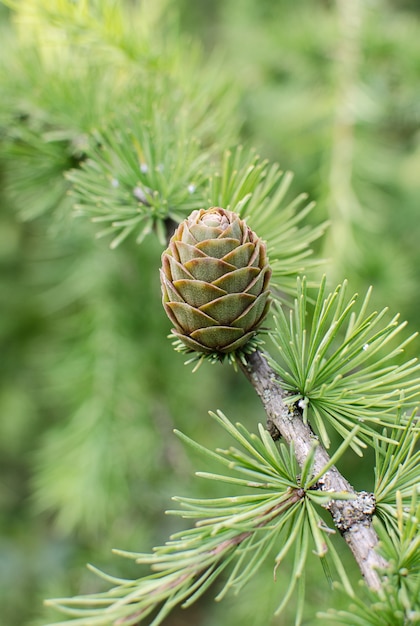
[269,277,420,453]
[238,348,388,590]
[44,411,355,625]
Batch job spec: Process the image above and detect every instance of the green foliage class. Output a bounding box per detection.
[374,411,420,532]
[190,0,420,328]
[0,125,75,222]
[269,276,420,453]
[45,411,354,626]
[1,1,420,625]
[0,9,250,624]
[68,116,207,248]
[0,0,238,232]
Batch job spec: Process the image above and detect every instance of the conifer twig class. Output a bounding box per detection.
[239,348,388,590]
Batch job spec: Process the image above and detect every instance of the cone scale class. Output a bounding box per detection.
[160,208,271,355]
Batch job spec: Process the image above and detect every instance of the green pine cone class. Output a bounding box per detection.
[160,207,272,354]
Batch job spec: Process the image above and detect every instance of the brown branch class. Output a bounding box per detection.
[238,349,387,590]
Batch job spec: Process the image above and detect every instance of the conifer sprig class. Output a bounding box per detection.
[0,0,237,229]
[45,410,353,626]
[269,276,420,453]
[374,411,420,532]
[67,111,210,247]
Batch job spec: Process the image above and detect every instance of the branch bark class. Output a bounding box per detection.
[239,349,387,590]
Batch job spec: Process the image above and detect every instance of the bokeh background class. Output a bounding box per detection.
[1,1,420,624]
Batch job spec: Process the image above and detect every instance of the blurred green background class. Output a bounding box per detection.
[1,1,420,624]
